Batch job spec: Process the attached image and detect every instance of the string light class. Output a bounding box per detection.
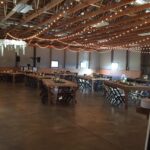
[6,2,74,40]
[0,1,4,4]
[57,5,129,41]
[33,43,83,52]
[33,34,150,53]
[5,3,149,53]
[102,19,150,43]
[0,39,27,56]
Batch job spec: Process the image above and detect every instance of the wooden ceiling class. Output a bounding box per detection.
[0,0,150,52]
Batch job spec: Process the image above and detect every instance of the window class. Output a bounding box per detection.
[111,63,118,70]
[80,61,88,69]
[51,61,59,68]
[33,67,37,72]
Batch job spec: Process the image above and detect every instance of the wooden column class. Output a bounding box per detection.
[33,46,37,67]
[15,52,17,67]
[126,50,129,70]
[111,50,114,63]
[49,48,52,68]
[15,52,20,68]
[141,50,145,75]
[76,51,79,69]
[88,52,91,69]
[63,49,66,68]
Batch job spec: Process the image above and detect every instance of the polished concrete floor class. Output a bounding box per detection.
[0,82,147,150]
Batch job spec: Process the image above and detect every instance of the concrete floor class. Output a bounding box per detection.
[0,82,147,150]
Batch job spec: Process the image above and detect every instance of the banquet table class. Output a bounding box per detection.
[25,74,53,88]
[0,72,24,83]
[42,79,78,104]
[78,75,109,92]
[104,80,150,109]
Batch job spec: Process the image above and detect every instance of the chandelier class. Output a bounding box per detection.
[0,39,27,56]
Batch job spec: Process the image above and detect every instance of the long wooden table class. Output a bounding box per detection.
[128,78,150,84]
[24,74,53,88]
[0,72,24,83]
[42,79,78,104]
[25,74,53,81]
[104,80,150,109]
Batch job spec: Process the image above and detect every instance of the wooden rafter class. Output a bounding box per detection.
[21,0,100,36]
[58,0,134,28]
[65,3,150,34]
[21,0,64,24]
[2,0,30,22]
[1,0,150,50]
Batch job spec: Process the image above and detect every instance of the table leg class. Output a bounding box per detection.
[92,80,94,92]
[124,91,129,109]
[48,88,55,104]
[48,88,52,104]
[37,79,40,88]
[145,113,150,150]
[72,88,77,104]
[13,74,15,84]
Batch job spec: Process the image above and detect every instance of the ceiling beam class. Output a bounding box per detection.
[58,0,134,28]
[21,0,100,36]
[68,3,150,33]
[21,0,64,24]
[67,0,100,14]
[45,12,150,42]
[2,0,30,22]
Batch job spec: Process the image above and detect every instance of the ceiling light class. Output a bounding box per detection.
[98,39,108,43]
[0,1,4,4]
[131,0,150,5]
[92,21,109,28]
[146,8,150,13]
[13,3,33,14]
[90,4,100,8]
[55,33,67,37]
[115,0,121,2]
[136,0,148,4]
[81,12,84,15]
[138,32,150,36]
